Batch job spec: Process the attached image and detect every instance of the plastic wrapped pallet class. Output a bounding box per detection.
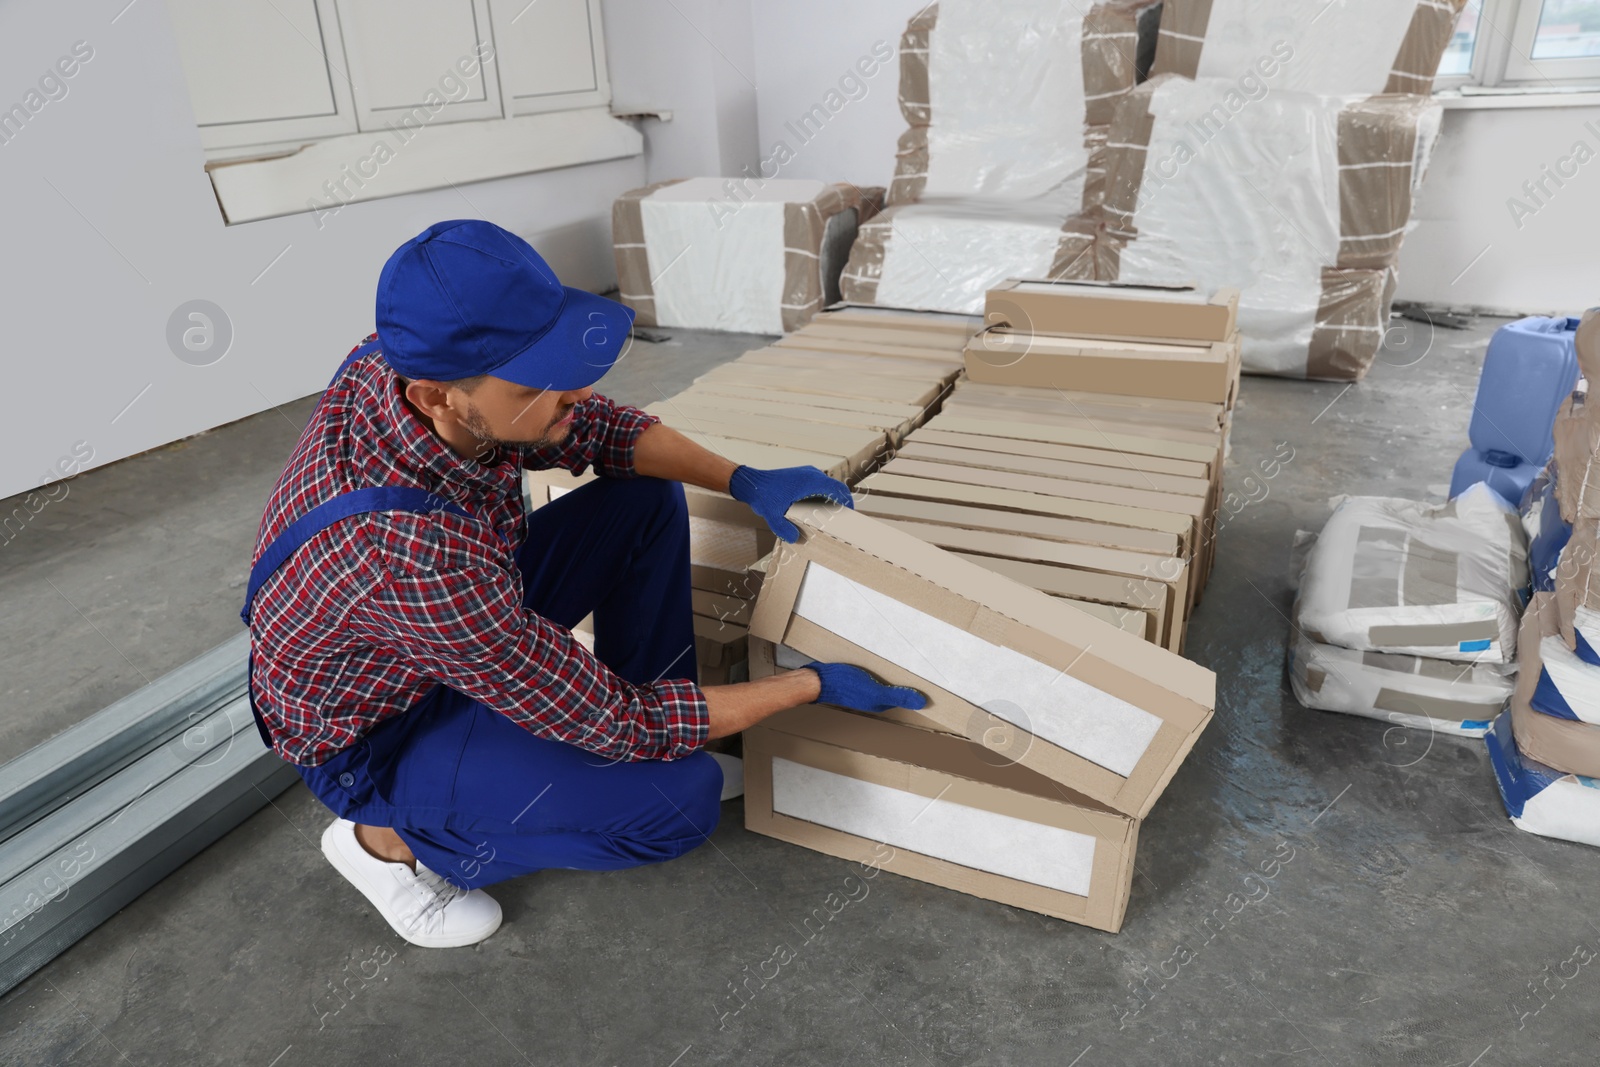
[1149,0,1470,96]
[1511,595,1600,779]
[1486,712,1600,850]
[1286,628,1510,738]
[842,199,1095,314]
[1294,484,1529,663]
[612,178,880,334]
[1092,75,1439,378]
[886,0,1093,207]
[1554,518,1600,662]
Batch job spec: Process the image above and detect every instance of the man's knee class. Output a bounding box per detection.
[634,751,722,861]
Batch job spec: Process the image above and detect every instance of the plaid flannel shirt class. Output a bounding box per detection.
[245,335,708,767]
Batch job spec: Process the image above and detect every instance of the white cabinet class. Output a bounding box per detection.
[167,0,357,151]
[167,0,615,156]
[489,0,611,115]
[335,0,503,130]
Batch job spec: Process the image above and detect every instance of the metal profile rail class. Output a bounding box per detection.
[0,634,299,996]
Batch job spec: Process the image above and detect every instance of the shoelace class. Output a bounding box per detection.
[403,865,468,931]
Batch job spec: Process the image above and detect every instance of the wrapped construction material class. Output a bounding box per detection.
[1511,595,1600,779]
[612,178,879,334]
[1150,0,1470,97]
[1486,712,1600,849]
[1094,76,1439,378]
[887,0,1093,207]
[1287,628,1509,738]
[841,200,1083,314]
[1295,484,1529,663]
[1555,519,1600,662]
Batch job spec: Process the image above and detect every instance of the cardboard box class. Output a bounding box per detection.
[694,614,748,670]
[924,414,1218,466]
[950,381,1228,431]
[938,398,1223,448]
[911,425,1210,479]
[965,330,1236,403]
[772,336,968,364]
[692,588,753,626]
[858,471,1193,554]
[737,346,961,381]
[858,514,1187,652]
[855,492,1180,557]
[656,390,919,443]
[747,502,1214,817]
[815,306,980,340]
[696,362,945,408]
[897,440,1212,498]
[881,457,1207,530]
[986,278,1240,344]
[644,405,890,483]
[744,705,1139,932]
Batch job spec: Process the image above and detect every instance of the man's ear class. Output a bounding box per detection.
[402,379,457,421]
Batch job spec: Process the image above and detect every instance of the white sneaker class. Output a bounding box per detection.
[320,819,502,948]
[711,752,744,801]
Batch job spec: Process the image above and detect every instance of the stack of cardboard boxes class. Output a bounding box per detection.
[525,306,978,692]
[742,503,1216,932]
[854,280,1240,653]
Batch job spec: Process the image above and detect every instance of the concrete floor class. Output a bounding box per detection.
[4,316,1597,1066]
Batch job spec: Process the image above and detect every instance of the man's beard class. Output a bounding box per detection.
[460,402,570,456]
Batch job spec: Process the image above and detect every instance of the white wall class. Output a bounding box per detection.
[0,0,759,504]
[606,0,760,182]
[749,0,925,191]
[1396,104,1600,315]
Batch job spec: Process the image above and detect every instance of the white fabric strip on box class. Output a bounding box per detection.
[922,0,1090,202]
[639,177,825,334]
[1116,78,1346,378]
[770,757,1097,896]
[792,563,1163,777]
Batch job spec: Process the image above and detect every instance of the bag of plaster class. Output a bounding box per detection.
[1486,712,1600,850]
[1286,625,1509,738]
[1294,483,1528,663]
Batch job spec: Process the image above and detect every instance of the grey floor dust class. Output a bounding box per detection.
[3,316,1595,1066]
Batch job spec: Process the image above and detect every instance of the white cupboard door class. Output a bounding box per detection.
[488,0,612,116]
[335,0,504,131]
[167,0,358,151]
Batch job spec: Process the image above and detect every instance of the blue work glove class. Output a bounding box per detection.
[808,662,928,714]
[729,464,853,543]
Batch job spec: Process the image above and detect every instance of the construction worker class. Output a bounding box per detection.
[241,219,926,947]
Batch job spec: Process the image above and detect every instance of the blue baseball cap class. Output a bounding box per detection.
[375,219,634,391]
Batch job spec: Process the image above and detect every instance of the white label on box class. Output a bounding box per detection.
[793,563,1161,777]
[771,757,1096,897]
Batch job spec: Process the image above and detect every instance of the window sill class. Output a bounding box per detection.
[205,107,643,225]
[1434,87,1600,111]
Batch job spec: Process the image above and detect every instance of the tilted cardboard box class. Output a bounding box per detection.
[745,705,1140,932]
[747,502,1215,818]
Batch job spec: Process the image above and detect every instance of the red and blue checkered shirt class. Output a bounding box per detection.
[246,336,708,767]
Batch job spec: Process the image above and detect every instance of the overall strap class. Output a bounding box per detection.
[330,337,384,387]
[241,486,471,625]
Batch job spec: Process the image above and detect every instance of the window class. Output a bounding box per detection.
[1437,0,1600,90]
[165,0,640,223]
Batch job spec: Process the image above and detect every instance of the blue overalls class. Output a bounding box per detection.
[241,341,722,891]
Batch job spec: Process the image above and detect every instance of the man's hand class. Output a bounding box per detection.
[808,662,928,713]
[729,464,853,542]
